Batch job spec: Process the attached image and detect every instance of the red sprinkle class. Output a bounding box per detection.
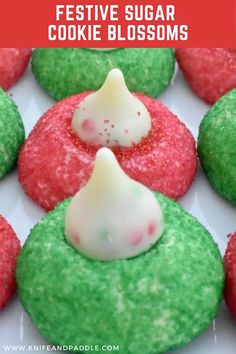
[74,234,80,245]
[130,231,144,245]
[148,221,157,236]
[81,118,94,133]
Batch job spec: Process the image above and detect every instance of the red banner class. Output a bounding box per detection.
[0,0,235,47]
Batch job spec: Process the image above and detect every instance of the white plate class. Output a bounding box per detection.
[0,62,236,354]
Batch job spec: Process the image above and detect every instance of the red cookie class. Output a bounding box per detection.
[0,48,32,90]
[176,48,236,104]
[0,215,21,309]
[224,232,236,318]
[18,93,197,211]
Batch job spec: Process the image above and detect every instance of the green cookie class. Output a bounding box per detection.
[198,89,236,203]
[17,193,223,354]
[32,48,175,101]
[0,89,25,178]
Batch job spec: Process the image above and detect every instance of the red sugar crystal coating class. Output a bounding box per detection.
[224,232,236,318]
[18,93,197,211]
[176,48,236,104]
[0,215,21,309]
[0,48,32,90]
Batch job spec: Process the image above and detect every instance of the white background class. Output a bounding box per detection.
[0,62,236,354]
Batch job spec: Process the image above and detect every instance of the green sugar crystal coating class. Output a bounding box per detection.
[32,48,175,101]
[17,193,224,354]
[0,89,25,178]
[198,89,236,204]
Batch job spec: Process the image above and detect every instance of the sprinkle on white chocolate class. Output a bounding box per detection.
[65,148,164,261]
[72,68,151,148]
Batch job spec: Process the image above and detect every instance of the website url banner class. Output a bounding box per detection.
[3,344,120,352]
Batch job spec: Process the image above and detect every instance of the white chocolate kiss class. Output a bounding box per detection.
[65,148,164,261]
[72,68,151,148]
